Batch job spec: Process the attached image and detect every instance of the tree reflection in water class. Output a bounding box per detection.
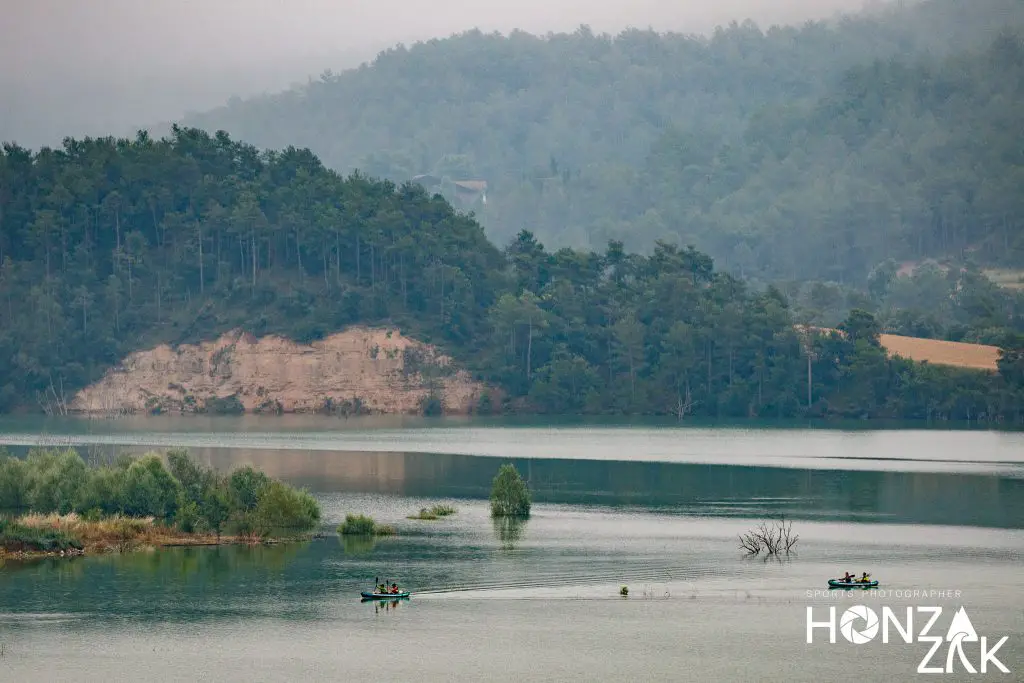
[493,516,527,550]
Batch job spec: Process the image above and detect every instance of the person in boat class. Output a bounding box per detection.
[841,571,854,582]
[857,572,871,583]
[390,583,400,594]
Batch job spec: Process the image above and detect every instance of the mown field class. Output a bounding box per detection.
[983,269,1024,291]
[879,334,1000,371]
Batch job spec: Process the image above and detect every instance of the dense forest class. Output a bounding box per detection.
[0,129,1022,421]
[175,0,1024,284]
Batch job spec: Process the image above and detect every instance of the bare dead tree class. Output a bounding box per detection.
[739,517,799,556]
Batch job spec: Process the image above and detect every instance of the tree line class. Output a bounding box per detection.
[0,127,1021,421]
[0,448,321,537]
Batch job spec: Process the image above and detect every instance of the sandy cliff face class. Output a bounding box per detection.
[70,327,495,416]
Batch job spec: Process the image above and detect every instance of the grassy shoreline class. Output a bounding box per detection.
[0,512,314,561]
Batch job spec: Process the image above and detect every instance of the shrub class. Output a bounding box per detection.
[338,514,376,535]
[489,463,531,518]
[229,466,270,511]
[0,455,29,510]
[338,514,393,536]
[199,478,231,540]
[25,448,88,514]
[408,504,458,520]
[175,498,202,533]
[0,518,83,552]
[432,504,457,517]
[254,481,321,535]
[76,466,128,516]
[121,454,180,520]
[420,392,444,416]
[202,394,245,414]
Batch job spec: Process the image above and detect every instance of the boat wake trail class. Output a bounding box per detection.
[410,560,739,596]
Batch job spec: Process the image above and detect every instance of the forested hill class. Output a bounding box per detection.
[0,129,1022,421]
[0,129,507,411]
[173,0,1024,283]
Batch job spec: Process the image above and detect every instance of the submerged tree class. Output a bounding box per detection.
[489,463,531,518]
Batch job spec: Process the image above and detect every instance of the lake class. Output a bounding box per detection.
[1,417,1022,681]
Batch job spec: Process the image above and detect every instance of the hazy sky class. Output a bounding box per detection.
[1,0,872,147]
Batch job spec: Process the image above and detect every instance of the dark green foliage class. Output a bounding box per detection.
[229,466,270,512]
[420,392,444,416]
[0,518,83,552]
[201,394,245,415]
[121,455,180,518]
[490,463,531,518]
[23,449,88,514]
[0,455,29,510]
[253,481,321,535]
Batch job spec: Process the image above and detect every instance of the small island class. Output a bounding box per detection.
[0,447,321,560]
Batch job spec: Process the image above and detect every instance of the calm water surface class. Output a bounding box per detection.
[1,418,1022,681]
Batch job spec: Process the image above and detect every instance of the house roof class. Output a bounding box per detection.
[453,180,487,192]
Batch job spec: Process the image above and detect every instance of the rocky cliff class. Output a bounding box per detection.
[70,327,495,416]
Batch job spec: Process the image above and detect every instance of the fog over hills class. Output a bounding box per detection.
[2,0,873,147]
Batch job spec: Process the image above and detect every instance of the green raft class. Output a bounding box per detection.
[361,591,411,599]
[827,579,879,589]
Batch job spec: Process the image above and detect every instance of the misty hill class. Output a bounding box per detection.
[175,0,1024,284]
[653,31,1024,281]
[1,128,1022,421]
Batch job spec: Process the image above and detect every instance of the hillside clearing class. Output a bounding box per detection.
[983,269,1024,291]
[879,334,1000,371]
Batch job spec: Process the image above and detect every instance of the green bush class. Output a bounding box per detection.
[408,504,458,520]
[76,466,128,516]
[202,394,245,414]
[25,448,88,514]
[338,514,376,535]
[420,392,444,416]
[254,481,321,535]
[490,463,531,518]
[0,455,29,510]
[121,454,180,520]
[338,513,393,536]
[0,518,83,552]
[174,498,202,533]
[431,504,457,517]
[229,466,270,511]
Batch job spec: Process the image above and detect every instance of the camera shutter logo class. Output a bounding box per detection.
[839,605,880,644]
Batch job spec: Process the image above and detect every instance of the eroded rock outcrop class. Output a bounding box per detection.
[70,327,495,416]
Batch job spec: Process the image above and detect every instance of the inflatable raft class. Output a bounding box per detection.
[361,591,411,599]
[827,579,879,589]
